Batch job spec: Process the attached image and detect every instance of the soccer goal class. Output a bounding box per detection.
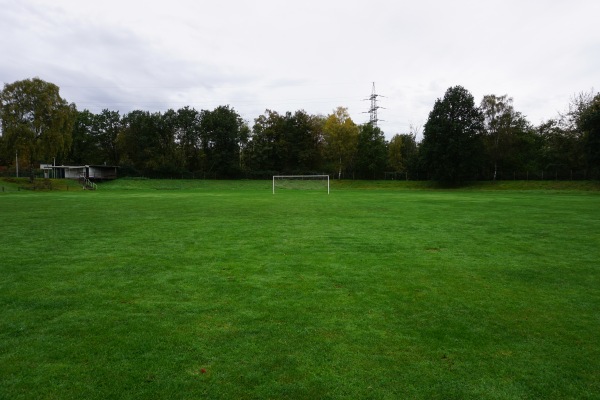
[272,175,330,194]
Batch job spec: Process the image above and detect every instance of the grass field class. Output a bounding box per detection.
[1,180,599,399]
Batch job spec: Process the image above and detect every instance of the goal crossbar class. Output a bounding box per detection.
[272,175,330,194]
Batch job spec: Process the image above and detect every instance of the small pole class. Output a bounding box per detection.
[16,150,19,178]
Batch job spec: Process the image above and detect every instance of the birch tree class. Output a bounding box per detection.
[322,107,358,179]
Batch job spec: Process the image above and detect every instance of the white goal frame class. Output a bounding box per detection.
[272,175,330,194]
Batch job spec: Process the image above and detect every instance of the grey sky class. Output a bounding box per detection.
[1,0,598,139]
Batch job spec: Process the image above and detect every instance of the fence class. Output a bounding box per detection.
[0,178,81,192]
[481,169,595,181]
[384,168,597,181]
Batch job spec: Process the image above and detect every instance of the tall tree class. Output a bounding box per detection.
[282,110,323,173]
[388,134,404,173]
[481,95,536,179]
[154,109,181,175]
[420,86,484,183]
[322,107,358,179]
[0,77,75,179]
[94,109,121,165]
[500,119,539,175]
[119,110,179,176]
[119,110,151,174]
[68,109,96,164]
[248,110,323,175]
[174,106,202,173]
[355,123,387,179]
[536,119,579,175]
[388,133,418,176]
[248,110,287,173]
[579,93,600,177]
[0,131,5,167]
[199,105,246,178]
[480,94,511,180]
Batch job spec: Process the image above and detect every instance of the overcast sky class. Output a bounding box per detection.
[1,0,598,139]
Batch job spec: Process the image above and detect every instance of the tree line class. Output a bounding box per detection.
[1,78,599,182]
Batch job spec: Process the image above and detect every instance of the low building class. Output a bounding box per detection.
[41,164,118,180]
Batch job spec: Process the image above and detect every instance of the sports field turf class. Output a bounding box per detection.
[1,180,599,399]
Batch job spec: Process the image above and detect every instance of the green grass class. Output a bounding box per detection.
[1,180,599,399]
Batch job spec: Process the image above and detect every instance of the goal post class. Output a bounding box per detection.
[272,175,330,194]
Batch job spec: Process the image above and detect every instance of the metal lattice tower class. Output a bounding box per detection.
[365,82,384,127]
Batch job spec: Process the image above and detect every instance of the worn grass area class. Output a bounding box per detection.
[1,182,599,399]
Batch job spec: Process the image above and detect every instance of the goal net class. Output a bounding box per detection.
[273,175,330,194]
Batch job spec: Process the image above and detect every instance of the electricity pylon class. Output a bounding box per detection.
[364,82,384,127]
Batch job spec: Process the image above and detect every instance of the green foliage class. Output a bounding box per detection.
[68,110,96,164]
[119,108,217,178]
[0,77,76,176]
[322,107,359,178]
[69,109,122,166]
[1,184,599,399]
[281,110,324,173]
[248,110,288,173]
[199,105,247,178]
[0,132,6,166]
[580,93,600,175]
[535,90,599,178]
[1,77,598,181]
[537,119,583,173]
[388,133,418,174]
[120,110,162,174]
[355,123,387,179]
[247,110,324,176]
[174,106,202,173]
[421,86,484,183]
[482,95,541,177]
[95,109,122,165]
